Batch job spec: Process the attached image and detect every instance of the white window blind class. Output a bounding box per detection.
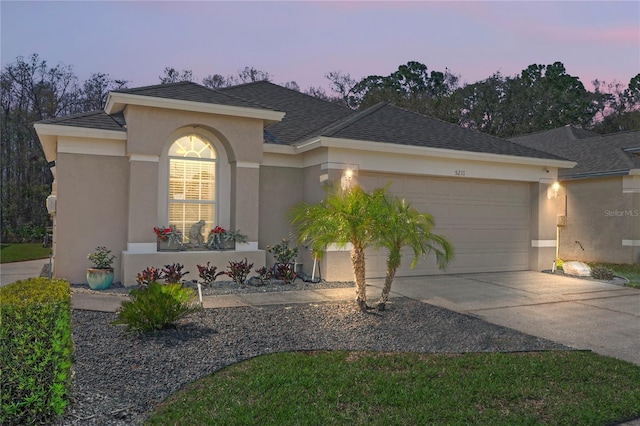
[167,135,217,239]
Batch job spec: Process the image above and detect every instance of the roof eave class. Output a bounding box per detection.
[34,123,128,163]
[105,92,285,123]
[294,136,576,169]
[34,122,127,140]
[560,169,634,180]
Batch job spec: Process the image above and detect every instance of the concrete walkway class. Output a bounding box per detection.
[3,261,639,366]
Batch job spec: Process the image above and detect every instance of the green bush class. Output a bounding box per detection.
[0,277,73,424]
[592,265,614,280]
[111,282,201,333]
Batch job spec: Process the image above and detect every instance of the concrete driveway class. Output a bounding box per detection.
[368,271,640,366]
[0,258,50,287]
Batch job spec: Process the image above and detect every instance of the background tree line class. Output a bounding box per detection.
[2,54,638,242]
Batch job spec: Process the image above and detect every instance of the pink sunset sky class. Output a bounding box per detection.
[1,1,638,92]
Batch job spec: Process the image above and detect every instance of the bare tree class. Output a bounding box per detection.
[237,66,271,84]
[0,54,82,241]
[325,71,358,108]
[159,67,194,84]
[202,73,229,89]
[81,72,128,110]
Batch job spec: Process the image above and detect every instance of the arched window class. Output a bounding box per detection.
[168,135,216,239]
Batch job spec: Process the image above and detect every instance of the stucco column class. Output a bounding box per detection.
[127,155,159,250]
[530,180,558,271]
[624,172,640,263]
[632,191,640,263]
[230,162,260,248]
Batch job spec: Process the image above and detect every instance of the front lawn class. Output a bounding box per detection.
[0,243,51,263]
[146,350,640,425]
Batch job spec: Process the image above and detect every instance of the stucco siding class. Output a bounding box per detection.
[559,177,636,263]
[231,165,260,240]
[124,106,264,162]
[128,160,159,243]
[54,153,128,283]
[258,166,304,266]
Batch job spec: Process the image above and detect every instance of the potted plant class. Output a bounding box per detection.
[154,225,184,251]
[87,246,116,290]
[206,226,248,250]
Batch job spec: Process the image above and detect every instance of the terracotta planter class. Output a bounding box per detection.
[86,268,114,290]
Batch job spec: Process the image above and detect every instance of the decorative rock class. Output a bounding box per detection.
[562,261,592,277]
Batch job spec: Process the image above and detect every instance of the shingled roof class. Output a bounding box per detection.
[313,103,565,160]
[35,81,572,162]
[510,125,640,178]
[218,82,563,160]
[217,81,354,145]
[38,110,125,132]
[112,81,276,111]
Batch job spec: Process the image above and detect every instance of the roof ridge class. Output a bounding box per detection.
[320,103,388,137]
[590,129,640,140]
[112,81,197,93]
[508,137,574,162]
[113,81,280,112]
[613,146,637,169]
[39,109,116,124]
[510,125,598,141]
[218,80,352,112]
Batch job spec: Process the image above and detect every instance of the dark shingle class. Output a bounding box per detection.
[318,103,566,160]
[38,110,125,132]
[217,81,354,144]
[113,81,277,111]
[510,126,640,177]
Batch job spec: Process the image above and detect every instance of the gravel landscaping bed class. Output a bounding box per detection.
[58,280,571,425]
[69,278,354,296]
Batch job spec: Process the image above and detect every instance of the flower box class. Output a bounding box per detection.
[157,239,184,252]
[155,225,184,251]
[212,239,235,251]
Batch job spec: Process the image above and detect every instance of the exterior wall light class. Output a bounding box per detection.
[341,168,354,190]
[548,181,560,199]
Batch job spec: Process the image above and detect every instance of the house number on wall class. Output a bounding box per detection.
[454,169,466,176]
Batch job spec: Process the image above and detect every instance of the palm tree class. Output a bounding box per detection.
[289,183,382,312]
[373,196,454,311]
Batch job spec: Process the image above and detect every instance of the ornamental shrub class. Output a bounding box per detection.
[161,263,189,284]
[197,262,225,286]
[0,278,73,425]
[225,258,253,285]
[267,239,298,265]
[111,282,201,333]
[274,263,297,284]
[136,266,162,288]
[591,265,614,281]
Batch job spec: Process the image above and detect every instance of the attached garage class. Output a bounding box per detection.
[359,172,531,278]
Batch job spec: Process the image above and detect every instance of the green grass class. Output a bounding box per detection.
[591,263,640,288]
[146,350,640,425]
[0,244,51,263]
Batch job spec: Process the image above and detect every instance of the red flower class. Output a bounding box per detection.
[211,226,226,235]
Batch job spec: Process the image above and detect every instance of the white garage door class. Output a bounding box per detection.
[359,173,531,278]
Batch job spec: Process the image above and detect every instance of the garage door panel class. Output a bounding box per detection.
[361,172,530,277]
